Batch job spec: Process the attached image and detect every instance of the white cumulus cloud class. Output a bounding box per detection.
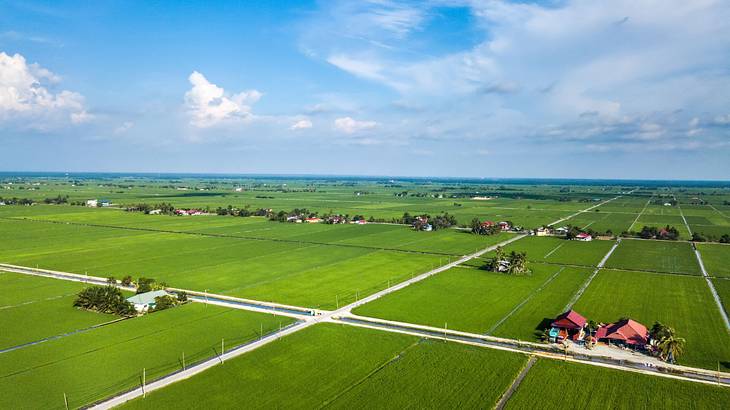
[0,51,91,127]
[334,116,377,134]
[185,71,262,128]
[290,118,312,130]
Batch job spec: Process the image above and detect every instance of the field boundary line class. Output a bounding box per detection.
[674,195,693,237]
[692,245,730,332]
[543,243,565,259]
[333,314,730,387]
[707,203,729,219]
[486,267,565,335]
[563,238,621,311]
[628,195,653,232]
[494,356,537,410]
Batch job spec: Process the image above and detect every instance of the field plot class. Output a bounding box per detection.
[122,324,527,409]
[561,211,635,235]
[495,236,614,267]
[505,359,730,409]
[0,271,119,350]
[491,267,589,340]
[605,239,700,275]
[1,205,511,256]
[573,269,730,370]
[0,218,446,310]
[353,263,582,335]
[0,303,292,409]
[698,243,730,278]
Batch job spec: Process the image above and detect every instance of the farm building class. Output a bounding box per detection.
[574,233,593,241]
[86,199,98,207]
[549,310,587,343]
[498,221,511,231]
[595,319,649,349]
[148,209,162,215]
[534,227,551,236]
[126,290,170,312]
[555,227,569,235]
[305,217,322,223]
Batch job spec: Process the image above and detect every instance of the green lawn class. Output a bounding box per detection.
[605,239,701,275]
[573,269,730,370]
[0,271,119,350]
[505,359,730,409]
[122,324,527,409]
[353,263,573,334]
[698,243,730,278]
[0,303,293,409]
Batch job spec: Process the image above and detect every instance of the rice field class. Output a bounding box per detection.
[698,243,730,278]
[0,303,293,409]
[505,359,730,409]
[121,324,528,409]
[605,239,701,275]
[353,263,581,335]
[573,269,730,370]
[0,271,119,351]
[495,236,614,267]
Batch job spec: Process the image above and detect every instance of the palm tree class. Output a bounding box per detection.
[508,251,528,275]
[658,335,686,363]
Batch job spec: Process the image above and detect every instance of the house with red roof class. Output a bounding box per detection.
[574,232,592,241]
[549,310,587,343]
[595,318,649,349]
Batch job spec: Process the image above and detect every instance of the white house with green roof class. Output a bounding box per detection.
[127,290,169,312]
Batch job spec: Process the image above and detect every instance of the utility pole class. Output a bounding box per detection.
[336,294,339,309]
[260,323,263,340]
[63,393,69,410]
[142,368,146,398]
[182,351,186,370]
[221,339,225,362]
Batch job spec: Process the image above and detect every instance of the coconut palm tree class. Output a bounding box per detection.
[658,335,686,363]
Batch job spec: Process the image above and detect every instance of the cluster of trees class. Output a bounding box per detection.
[73,285,135,316]
[691,232,730,243]
[652,198,676,206]
[469,218,500,235]
[638,225,680,240]
[649,322,686,363]
[125,202,175,214]
[151,292,188,312]
[401,212,458,231]
[482,246,530,275]
[0,197,35,205]
[42,195,69,204]
[216,205,270,217]
[269,208,317,222]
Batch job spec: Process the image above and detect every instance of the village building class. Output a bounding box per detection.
[305,217,322,223]
[353,219,367,225]
[549,310,587,343]
[555,226,569,235]
[126,290,169,313]
[534,226,551,236]
[498,221,511,231]
[595,319,649,349]
[148,209,162,215]
[574,233,593,241]
[86,199,98,207]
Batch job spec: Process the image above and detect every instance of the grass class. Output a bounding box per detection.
[353,263,572,334]
[0,271,119,350]
[0,303,293,409]
[698,243,730,278]
[605,239,701,275]
[573,269,730,370]
[122,324,527,409]
[505,359,730,409]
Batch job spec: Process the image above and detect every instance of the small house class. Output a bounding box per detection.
[423,224,433,232]
[354,219,367,225]
[555,227,569,235]
[86,199,98,207]
[534,226,551,236]
[99,199,111,207]
[305,217,322,223]
[574,233,592,241]
[286,215,301,223]
[549,310,587,343]
[498,221,511,231]
[126,290,169,313]
[148,209,162,215]
[595,319,649,349]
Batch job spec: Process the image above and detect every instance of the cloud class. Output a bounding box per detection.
[0,52,91,128]
[114,121,134,135]
[333,116,377,134]
[290,119,312,130]
[185,71,262,128]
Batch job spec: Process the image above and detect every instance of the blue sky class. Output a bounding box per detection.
[1,0,729,179]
